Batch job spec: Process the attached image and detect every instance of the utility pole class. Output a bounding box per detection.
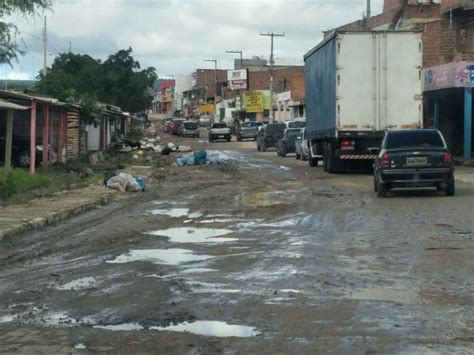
[69,41,72,53]
[260,32,285,123]
[365,0,371,28]
[204,59,217,120]
[43,16,48,77]
[226,50,244,116]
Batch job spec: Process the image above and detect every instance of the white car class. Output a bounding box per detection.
[295,128,310,161]
[208,122,232,142]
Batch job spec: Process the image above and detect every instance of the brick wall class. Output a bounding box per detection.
[247,67,305,101]
[384,0,403,12]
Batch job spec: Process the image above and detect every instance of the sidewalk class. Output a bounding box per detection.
[0,185,118,240]
[455,166,474,185]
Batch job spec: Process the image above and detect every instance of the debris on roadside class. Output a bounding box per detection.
[105,172,146,192]
[174,150,221,167]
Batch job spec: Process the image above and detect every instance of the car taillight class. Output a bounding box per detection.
[443,151,453,166]
[380,152,391,169]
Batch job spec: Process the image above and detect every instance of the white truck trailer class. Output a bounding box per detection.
[304,31,423,172]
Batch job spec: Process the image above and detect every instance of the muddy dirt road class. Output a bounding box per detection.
[1,133,473,354]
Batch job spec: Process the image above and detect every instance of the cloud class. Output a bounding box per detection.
[5,0,383,79]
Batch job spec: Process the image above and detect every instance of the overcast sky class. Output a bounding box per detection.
[6,0,383,80]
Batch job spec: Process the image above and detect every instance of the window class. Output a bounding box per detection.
[385,130,444,149]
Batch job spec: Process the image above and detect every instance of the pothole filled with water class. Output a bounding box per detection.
[56,277,96,290]
[146,227,237,244]
[106,249,213,265]
[150,320,260,337]
[149,208,190,217]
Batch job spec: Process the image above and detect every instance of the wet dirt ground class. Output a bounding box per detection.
[0,130,473,354]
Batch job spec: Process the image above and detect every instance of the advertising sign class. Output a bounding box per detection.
[244,92,264,113]
[227,69,249,91]
[424,61,474,91]
[200,104,214,114]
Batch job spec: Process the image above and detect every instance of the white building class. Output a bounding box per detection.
[173,75,193,113]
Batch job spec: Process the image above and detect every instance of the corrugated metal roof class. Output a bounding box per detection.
[0,89,59,104]
[0,99,28,110]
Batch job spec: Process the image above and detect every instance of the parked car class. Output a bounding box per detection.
[208,122,232,142]
[0,135,43,167]
[277,128,301,157]
[236,121,258,141]
[256,123,286,151]
[373,129,455,197]
[178,120,200,138]
[169,118,186,135]
[198,115,212,127]
[295,128,310,161]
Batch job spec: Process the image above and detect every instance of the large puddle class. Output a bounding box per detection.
[150,208,190,217]
[56,277,96,290]
[95,323,144,331]
[150,320,260,337]
[234,191,285,207]
[106,249,213,265]
[146,227,237,244]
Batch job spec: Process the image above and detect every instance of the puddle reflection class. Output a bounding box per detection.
[106,249,213,265]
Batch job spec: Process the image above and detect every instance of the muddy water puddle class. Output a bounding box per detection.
[181,268,216,274]
[149,208,190,217]
[106,249,213,265]
[186,281,241,294]
[0,315,15,324]
[95,323,144,331]
[234,191,286,207]
[150,320,260,337]
[147,227,237,243]
[56,277,96,290]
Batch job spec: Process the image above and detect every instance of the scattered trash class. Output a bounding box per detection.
[176,155,195,167]
[106,173,145,192]
[175,150,222,167]
[161,147,172,156]
[194,150,208,165]
[178,145,192,153]
[74,343,87,350]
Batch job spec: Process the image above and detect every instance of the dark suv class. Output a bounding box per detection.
[277,128,301,157]
[256,123,286,151]
[373,129,455,197]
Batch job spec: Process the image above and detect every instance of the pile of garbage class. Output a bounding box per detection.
[139,137,162,152]
[175,150,220,167]
[105,172,146,193]
[161,143,192,156]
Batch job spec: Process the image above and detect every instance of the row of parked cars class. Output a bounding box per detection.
[163,118,200,138]
[254,120,456,197]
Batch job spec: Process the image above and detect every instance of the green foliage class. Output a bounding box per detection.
[34,48,157,117]
[0,167,50,198]
[0,0,52,65]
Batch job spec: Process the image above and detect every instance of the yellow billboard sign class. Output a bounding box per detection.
[200,104,214,114]
[245,92,264,113]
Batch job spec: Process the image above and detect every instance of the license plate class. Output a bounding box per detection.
[406,157,427,165]
[218,135,224,138]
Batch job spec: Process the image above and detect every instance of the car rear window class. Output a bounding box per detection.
[212,123,227,128]
[266,124,286,133]
[287,121,306,128]
[241,122,257,128]
[385,130,445,149]
[184,122,198,129]
[286,129,301,137]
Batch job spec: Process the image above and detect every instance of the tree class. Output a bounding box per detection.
[0,0,52,65]
[34,48,157,121]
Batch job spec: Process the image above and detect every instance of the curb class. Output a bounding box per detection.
[0,192,117,241]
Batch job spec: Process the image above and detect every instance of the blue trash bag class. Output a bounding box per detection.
[176,155,194,166]
[194,150,208,165]
[134,176,146,191]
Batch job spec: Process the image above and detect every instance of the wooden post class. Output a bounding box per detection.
[42,105,49,168]
[3,109,13,184]
[30,100,37,174]
[58,108,64,163]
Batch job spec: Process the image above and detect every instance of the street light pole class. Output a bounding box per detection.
[204,59,217,120]
[260,32,285,123]
[43,16,47,77]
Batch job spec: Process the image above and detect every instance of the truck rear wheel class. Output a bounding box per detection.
[327,142,344,174]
